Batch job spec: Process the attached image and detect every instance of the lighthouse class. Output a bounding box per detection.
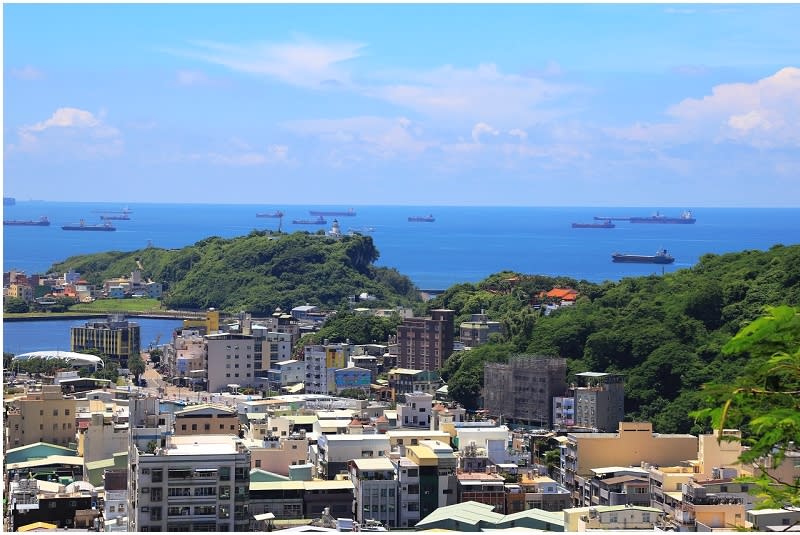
[329,218,341,238]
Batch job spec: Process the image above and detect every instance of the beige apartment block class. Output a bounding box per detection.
[563,505,663,531]
[561,422,697,500]
[5,385,77,449]
[173,403,239,435]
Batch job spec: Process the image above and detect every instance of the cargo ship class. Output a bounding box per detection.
[612,249,674,264]
[256,211,284,218]
[572,220,615,229]
[629,210,695,224]
[101,213,131,221]
[4,197,16,206]
[408,215,435,222]
[292,216,327,225]
[309,208,356,217]
[62,220,116,231]
[4,216,50,227]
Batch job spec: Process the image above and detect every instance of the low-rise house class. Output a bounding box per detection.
[396,391,433,429]
[248,479,354,521]
[457,472,507,514]
[414,500,565,532]
[519,471,572,512]
[173,403,239,435]
[746,508,800,531]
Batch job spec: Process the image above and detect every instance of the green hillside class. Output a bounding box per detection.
[50,231,421,314]
[432,244,800,433]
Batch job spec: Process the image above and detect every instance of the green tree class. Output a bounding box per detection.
[4,297,29,313]
[692,305,800,508]
[128,352,146,381]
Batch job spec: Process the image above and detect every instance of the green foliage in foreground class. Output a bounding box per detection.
[692,305,800,508]
[49,231,421,314]
[434,244,800,432]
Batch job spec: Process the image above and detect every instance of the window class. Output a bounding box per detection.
[152,469,163,483]
[151,488,163,501]
[408,469,418,477]
[40,410,44,416]
[181,424,187,431]
[65,409,70,416]
[204,424,210,431]
[150,507,162,521]
[642,513,651,522]
[192,424,198,431]
[255,460,261,468]
[408,484,419,495]
[53,409,58,416]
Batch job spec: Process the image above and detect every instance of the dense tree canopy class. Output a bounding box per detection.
[433,244,800,432]
[50,231,421,314]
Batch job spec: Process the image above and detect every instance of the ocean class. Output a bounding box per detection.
[4,202,799,288]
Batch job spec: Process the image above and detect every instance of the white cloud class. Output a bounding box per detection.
[368,63,575,127]
[284,116,432,159]
[471,122,499,143]
[8,107,122,158]
[10,66,44,80]
[611,67,800,148]
[508,128,528,141]
[171,38,364,89]
[182,143,290,167]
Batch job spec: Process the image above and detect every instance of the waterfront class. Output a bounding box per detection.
[2,317,184,355]
[4,202,799,289]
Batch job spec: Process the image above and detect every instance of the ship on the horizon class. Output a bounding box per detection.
[408,214,435,222]
[62,220,116,232]
[101,213,131,221]
[4,216,50,227]
[629,210,696,224]
[256,211,285,218]
[292,216,327,225]
[4,197,16,206]
[572,220,615,229]
[309,208,356,217]
[612,248,675,264]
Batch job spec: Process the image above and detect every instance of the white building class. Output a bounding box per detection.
[314,434,390,480]
[272,359,305,386]
[455,425,513,464]
[304,343,351,395]
[127,434,251,532]
[397,392,433,429]
[349,458,398,529]
[395,457,421,528]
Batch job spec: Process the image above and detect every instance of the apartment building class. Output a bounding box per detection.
[404,440,458,520]
[173,404,239,435]
[484,356,567,427]
[519,471,572,512]
[304,342,351,395]
[127,434,251,532]
[579,467,651,507]
[459,312,503,347]
[315,434,390,480]
[573,372,625,432]
[5,385,78,449]
[70,315,141,368]
[205,332,256,393]
[349,458,399,528]
[396,309,454,371]
[560,422,698,504]
[563,505,663,531]
[397,391,433,429]
[79,405,129,463]
[386,429,450,456]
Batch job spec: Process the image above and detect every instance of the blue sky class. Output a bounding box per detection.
[4,4,800,206]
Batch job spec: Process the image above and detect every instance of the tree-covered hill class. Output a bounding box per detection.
[432,244,800,433]
[50,231,421,314]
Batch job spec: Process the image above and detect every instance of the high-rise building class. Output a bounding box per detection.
[70,315,140,368]
[204,332,256,393]
[483,356,567,427]
[396,309,454,371]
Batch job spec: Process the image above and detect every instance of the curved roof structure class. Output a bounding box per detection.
[13,350,104,368]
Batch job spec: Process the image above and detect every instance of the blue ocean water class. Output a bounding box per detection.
[3,318,184,356]
[3,201,799,289]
